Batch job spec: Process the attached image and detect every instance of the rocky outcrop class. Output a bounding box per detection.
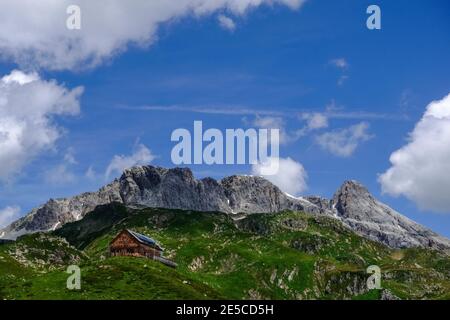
[0,182,122,239]
[0,166,327,239]
[118,166,230,212]
[380,289,401,300]
[118,166,325,215]
[332,180,450,250]
[1,166,449,252]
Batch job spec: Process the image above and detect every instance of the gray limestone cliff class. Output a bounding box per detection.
[331,180,450,250]
[1,166,449,251]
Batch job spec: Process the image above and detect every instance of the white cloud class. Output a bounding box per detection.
[252,115,285,129]
[85,166,97,180]
[137,104,284,116]
[251,115,286,145]
[0,70,83,181]
[0,206,21,229]
[44,164,76,185]
[43,148,79,185]
[303,113,329,130]
[218,14,236,31]
[315,122,373,157]
[251,157,307,195]
[329,59,349,85]
[63,147,78,165]
[0,0,305,71]
[329,58,349,69]
[1,70,39,85]
[132,104,401,120]
[379,93,450,213]
[105,144,156,179]
[250,113,329,144]
[296,112,329,136]
[247,116,285,150]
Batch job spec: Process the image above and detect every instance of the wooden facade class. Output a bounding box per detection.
[109,229,163,259]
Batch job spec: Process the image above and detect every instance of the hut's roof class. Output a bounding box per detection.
[127,229,163,251]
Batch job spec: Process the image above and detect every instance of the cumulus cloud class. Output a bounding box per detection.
[379,93,450,213]
[0,70,83,181]
[105,144,156,179]
[218,14,236,31]
[0,0,305,71]
[2,70,39,84]
[315,122,373,157]
[0,206,21,229]
[251,157,307,195]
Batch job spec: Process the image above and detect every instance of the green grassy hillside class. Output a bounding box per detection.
[1,203,449,300]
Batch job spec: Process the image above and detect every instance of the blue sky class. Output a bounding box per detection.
[0,0,449,237]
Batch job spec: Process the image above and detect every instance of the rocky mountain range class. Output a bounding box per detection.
[1,165,449,251]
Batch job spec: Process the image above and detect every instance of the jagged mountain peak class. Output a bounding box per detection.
[221,174,277,188]
[0,166,321,239]
[122,165,193,178]
[333,179,376,218]
[331,180,450,250]
[1,165,449,252]
[337,179,369,191]
[334,180,372,200]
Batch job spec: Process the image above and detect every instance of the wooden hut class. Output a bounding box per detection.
[109,229,163,259]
